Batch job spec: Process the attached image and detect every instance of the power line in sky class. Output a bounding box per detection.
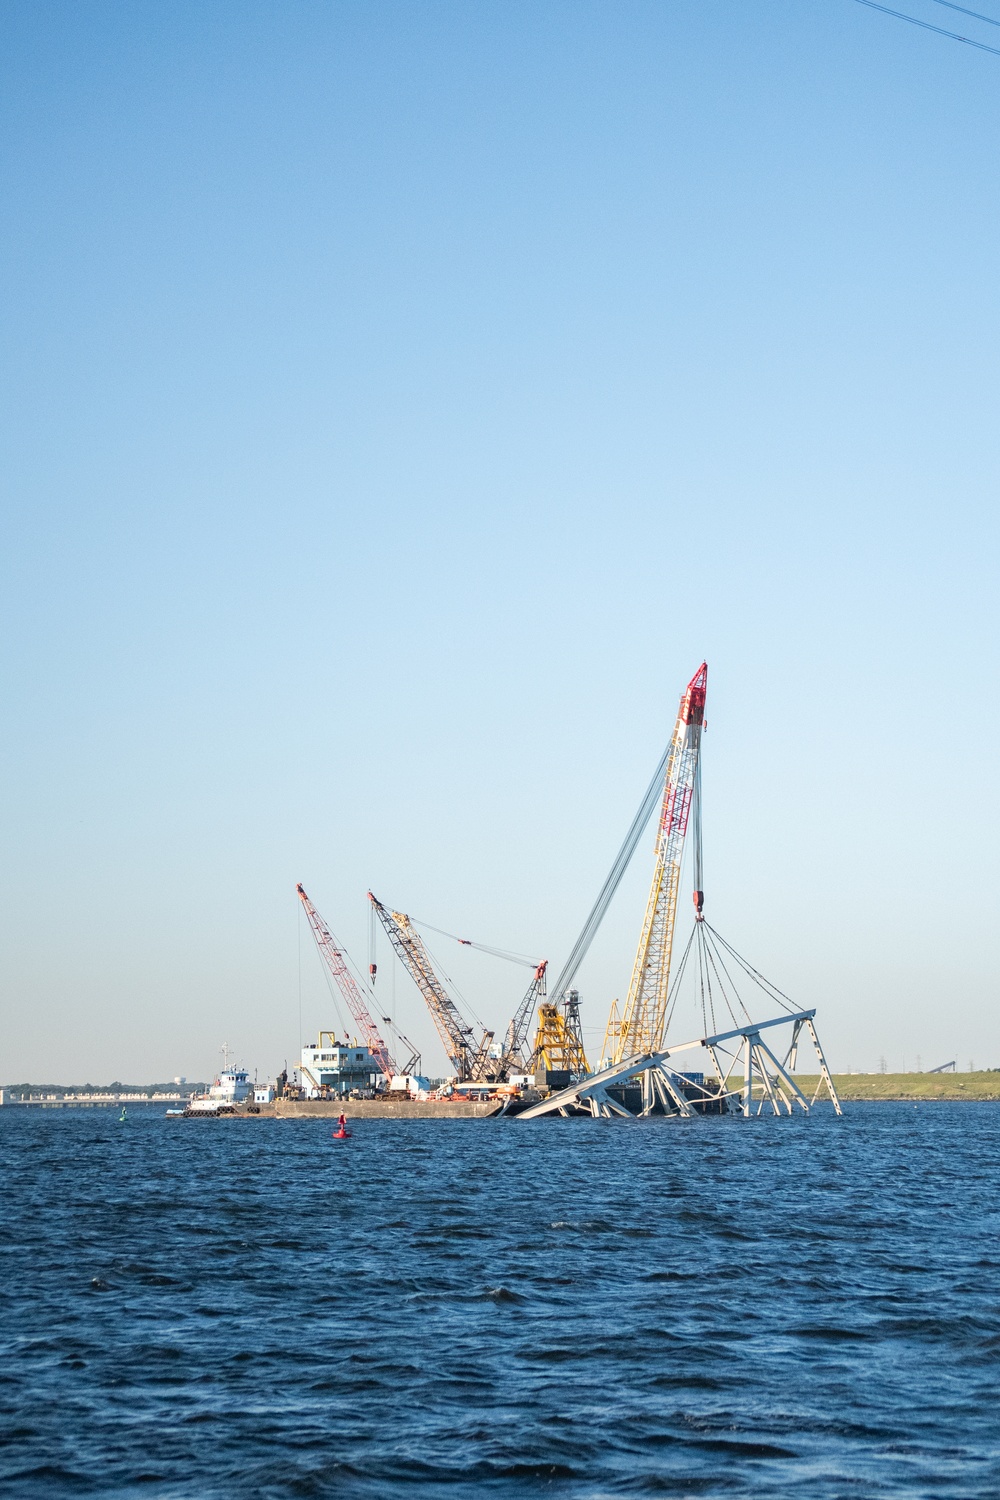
[854,0,1000,53]
[931,0,1000,27]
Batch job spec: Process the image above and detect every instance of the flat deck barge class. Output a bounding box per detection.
[172,1098,504,1119]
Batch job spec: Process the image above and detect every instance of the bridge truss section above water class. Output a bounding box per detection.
[512,1009,842,1120]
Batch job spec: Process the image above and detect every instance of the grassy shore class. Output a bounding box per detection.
[794,1072,1000,1101]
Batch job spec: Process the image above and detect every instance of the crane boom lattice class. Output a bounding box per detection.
[605,662,707,1064]
[498,961,548,1077]
[368,893,494,1080]
[533,987,589,1076]
[296,884,396,1078]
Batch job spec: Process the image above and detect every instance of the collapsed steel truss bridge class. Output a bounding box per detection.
[514,1008,841,1119]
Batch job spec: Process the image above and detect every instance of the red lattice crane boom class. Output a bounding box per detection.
[296,884,396,1079]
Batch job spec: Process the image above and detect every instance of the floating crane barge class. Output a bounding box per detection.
[262,662,840,1123]
[510,662,841,1120]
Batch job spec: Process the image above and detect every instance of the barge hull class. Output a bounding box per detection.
[275,1098,503,1119]
[169,1099,510,1120]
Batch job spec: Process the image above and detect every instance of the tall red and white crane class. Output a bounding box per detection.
[296,884,396,1079]
[603,662,707,1064]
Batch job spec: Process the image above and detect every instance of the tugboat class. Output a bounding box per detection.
[184,1045,253,1116]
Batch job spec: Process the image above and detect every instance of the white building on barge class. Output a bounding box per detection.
[298,1033,380,1098]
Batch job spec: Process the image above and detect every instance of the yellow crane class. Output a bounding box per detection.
[603,662,707,1065]
[532,987,588,1078]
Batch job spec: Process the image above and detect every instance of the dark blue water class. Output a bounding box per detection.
[2,1104,999,1498]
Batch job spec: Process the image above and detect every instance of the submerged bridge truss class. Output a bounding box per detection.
[514,1009,842,1120]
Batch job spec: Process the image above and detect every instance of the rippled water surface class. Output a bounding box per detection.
[2,1103,999,1498]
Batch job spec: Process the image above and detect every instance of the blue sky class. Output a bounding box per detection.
[2,0,998,1082]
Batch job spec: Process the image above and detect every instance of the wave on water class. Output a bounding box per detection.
[2,1104,1000,1497]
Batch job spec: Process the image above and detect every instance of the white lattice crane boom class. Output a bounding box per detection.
[368,893,495,1080]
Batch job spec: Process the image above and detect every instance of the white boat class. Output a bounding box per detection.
[185,1053,253,1116]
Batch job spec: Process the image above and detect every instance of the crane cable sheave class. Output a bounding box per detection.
[295,883,396,1078]
[606,661,707,1065]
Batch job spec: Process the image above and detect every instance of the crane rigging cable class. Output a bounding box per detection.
[931,0,1000,27]
[702,924,799,1015]
[548,737,674,1005]
[854,0,1000,54]
[313,960,349,1035]
[405,917,540,968]
[414,931,492,1033]
[699,932,751,1033]
[662,919,799,1044]
[307,901,386,1016]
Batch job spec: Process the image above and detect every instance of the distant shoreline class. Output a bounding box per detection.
[796,1073,1000,1101]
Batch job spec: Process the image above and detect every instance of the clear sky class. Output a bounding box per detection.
[2,0,998,1084]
